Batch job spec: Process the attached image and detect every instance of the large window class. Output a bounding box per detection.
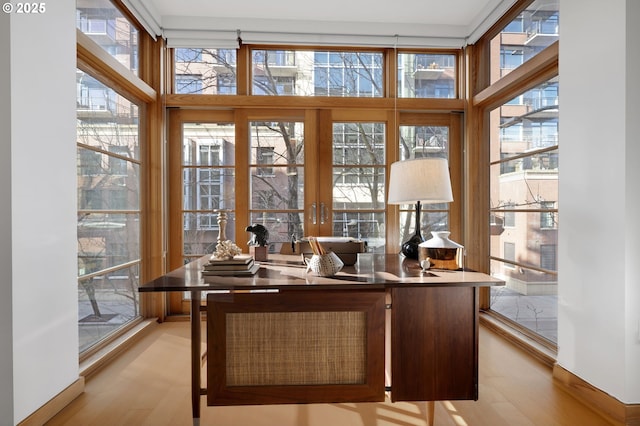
[489,78,559,343]
[77,70,141,353]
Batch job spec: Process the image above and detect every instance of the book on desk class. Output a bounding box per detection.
[202,254,259,276]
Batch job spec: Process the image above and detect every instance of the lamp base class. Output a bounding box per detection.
[401,234,423,259]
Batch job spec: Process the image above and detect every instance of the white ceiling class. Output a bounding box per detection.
[123,0,517,47]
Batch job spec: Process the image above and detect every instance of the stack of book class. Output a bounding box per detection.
[202,254,259,276]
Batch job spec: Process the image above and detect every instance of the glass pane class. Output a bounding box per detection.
[252,49,383,97]
[399,125,449,160]
[489,76,559,344]
[397,124,451,246]
[398,210,450,247]
[78,263,140,352]
[174,48,237,95]
[490,260,558,342]
[251,166,304,210]
[333,123,385,165]
[332,121,386,251]
[183,168,235,210]
[249,121,304,210]
[78,213,140,274]
[490,81,559,163]
[183,211,236,258]
[490,0,559,84]
[489,156,558,208]
[182,122,237,259]
[77,67,141,353]
[398,53,456,98]
[332,167,386,207]
[76,0,138,73]
[249,212,305,254]
[78,152,140,210]
[76,73,140,160]
[332,211,385,252]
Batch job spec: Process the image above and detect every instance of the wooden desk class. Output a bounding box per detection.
[139,254,503,426]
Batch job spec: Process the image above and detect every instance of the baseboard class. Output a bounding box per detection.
[17,377,85,426]
[553,364,640,426]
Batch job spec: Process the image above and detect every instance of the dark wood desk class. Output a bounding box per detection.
[139,254,503,426]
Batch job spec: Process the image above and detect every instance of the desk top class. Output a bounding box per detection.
[139,254,504,292]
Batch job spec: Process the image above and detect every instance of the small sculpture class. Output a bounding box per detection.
[213,240,242,260]
[246,224,269,247]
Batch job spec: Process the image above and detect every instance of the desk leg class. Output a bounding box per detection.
[191,291,201,426]
[426,401,435,426]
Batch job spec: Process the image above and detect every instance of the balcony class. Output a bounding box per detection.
[77,18,117,45]
[413,68,444,80]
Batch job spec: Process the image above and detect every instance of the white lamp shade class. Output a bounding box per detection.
[387,157,453,204]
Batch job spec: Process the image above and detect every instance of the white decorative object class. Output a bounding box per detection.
[213,240,243,260]
[305,252,344,277]
[418,231,464,270]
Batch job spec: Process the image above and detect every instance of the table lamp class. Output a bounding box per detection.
[387,157,453,259]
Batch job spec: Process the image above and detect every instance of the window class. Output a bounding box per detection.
[332,122,386,249]
[540,201,556,229]
[77,70,141,353]
[504,242,515,266]
[256,147,275,176]
[397,124,452,247]
[249,120,305,249]
[76,0,139,74]
[174,48,237,95]
[181,128,236,261]
[398,53,457,99]
[489,0,559,84]
[249,49,383,97]
[176,75,203,94]
[503,203,515,227]
[489,77,559,343]
[540,244,556,270]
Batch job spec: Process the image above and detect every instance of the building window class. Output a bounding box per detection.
[540,244,557,270]
[504,242,516,267]
[176,75,203,94]
[256,147,275,176]
[540,201,556,229]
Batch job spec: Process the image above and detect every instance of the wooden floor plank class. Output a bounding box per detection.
[46,322,613,426]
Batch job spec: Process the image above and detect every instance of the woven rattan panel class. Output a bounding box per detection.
[225,311,367,386]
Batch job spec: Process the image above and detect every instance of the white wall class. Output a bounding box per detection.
[624,0,640,401]
[558,0,640,404]
[1,9,15,424]
[4,1,79,423]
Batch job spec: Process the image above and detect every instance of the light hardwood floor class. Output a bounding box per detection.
[47,322,612,426]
